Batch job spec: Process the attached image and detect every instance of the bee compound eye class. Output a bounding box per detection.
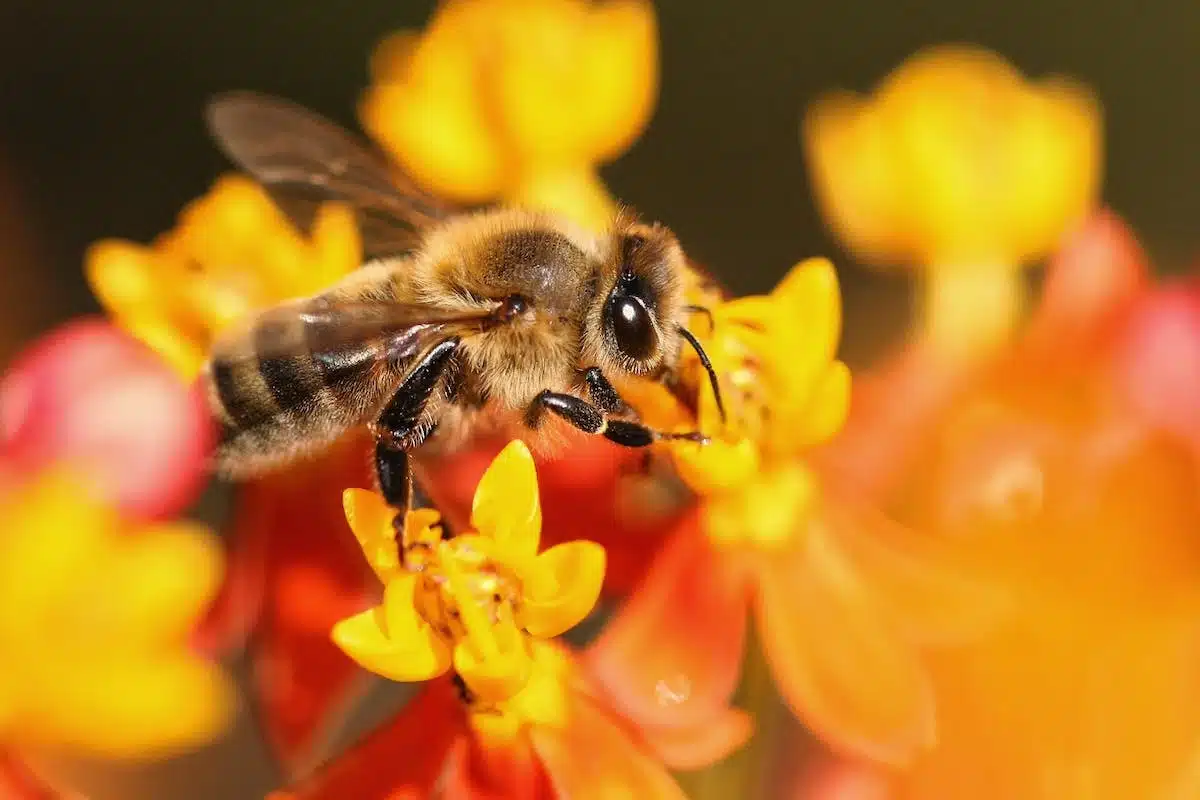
[607,293,657,361]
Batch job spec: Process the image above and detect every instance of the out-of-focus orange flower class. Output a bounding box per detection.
[0,469,234,761]
[803,44,1102,357]
[361,0,658,230]
[85,175,361,378]
[600,258,1004,766]
[807,211,1200,799]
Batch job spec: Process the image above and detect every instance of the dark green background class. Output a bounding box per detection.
[0,2,1196,797]
[2,0,1198,369]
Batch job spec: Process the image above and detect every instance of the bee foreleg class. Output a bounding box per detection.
[529,390,709,448]
[582,367,637,418]
[372,338,460,521]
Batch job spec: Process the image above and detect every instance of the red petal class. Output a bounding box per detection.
[638,707,754,771]
[441,736,553,800]
[530,692,687,800]
[755,531,936,766]
[246,437,382,769]
[0,753,62,800]
[584,524,750,728]
[281,678,463,800]
[0,317,213,520]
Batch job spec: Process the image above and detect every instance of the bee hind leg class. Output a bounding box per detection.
[371,338,460,529]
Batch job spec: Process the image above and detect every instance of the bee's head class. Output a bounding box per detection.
[584,218,685,378]
[584,216,724,420]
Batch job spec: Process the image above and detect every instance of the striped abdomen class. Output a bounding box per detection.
[202,295,403,478]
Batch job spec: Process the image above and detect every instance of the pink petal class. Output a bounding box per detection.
[1109,279,1200,449]
[0,317,212,520]
[1025,209,1149,363]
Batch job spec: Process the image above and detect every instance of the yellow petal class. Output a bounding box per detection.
[25,655,235,760]
[520,541,606,638]
[84,240,162,318]
[671,436,760,495]
[310,201,362,289]
[453,620,532,705]
[470,440,542,557]
[343,488,403,580]
[331,576,451,682]
[785,360,853,452]
[104,522,224,648]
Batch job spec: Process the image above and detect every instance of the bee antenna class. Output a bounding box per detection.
[677,325,726,424]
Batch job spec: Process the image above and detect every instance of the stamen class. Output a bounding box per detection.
[439,542,499,660]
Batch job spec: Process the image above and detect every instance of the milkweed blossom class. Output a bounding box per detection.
[274,441,742,798]
[597,259,1006,766]
[804,44,1102,358]
[800,211,1200,800]
[361,0,658,230]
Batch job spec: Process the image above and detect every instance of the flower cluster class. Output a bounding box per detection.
[3,5,1195,800]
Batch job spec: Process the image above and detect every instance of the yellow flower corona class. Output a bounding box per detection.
[803,44,1102,356]
[0,470,234,759]
[360,0,659,231]
[332,441,605,741]
[86,175,362,378]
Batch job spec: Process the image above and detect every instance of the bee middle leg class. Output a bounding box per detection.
[529,388,707,448]
[372,339,460,517]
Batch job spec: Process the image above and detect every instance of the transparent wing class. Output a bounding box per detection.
[215,299,500,369]
[205,91,458,256]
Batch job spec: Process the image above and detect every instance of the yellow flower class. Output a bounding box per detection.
[332,440,606,704]
[803,44,1102,356]
[0,469,234,760]
[361,0,658,230]
[86,175,361,377]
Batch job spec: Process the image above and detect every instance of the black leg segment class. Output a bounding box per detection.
[371,338,460,529]
[583,366,634,416]
[530,389,708,449]
[375,338,460,450]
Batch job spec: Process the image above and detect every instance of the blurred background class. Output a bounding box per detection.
[1,0,1198,369]
[0,2,1197,798]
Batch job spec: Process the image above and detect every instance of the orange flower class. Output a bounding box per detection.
[360,0,658,230]
[603,259,1006,766]
[803,44,1102,357]
[808,211,1200,799]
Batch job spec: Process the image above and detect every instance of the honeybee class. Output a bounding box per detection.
[201,92,724,521]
